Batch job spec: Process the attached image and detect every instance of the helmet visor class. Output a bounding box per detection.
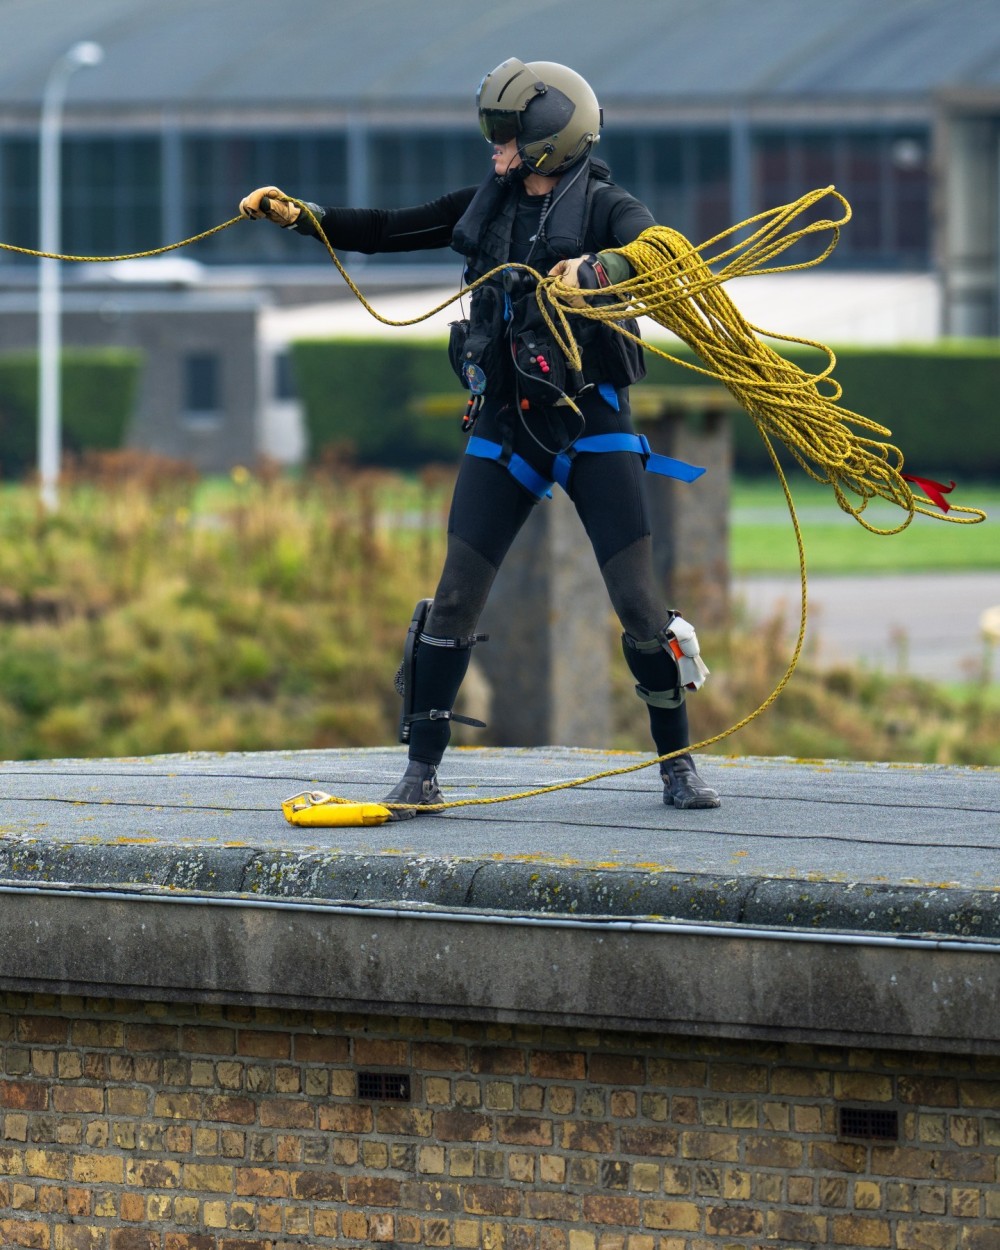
[479,108,521,145]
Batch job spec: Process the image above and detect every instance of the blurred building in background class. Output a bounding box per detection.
[0,0,997,468]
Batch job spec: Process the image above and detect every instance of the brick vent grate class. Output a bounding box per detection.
[838,1105,899,1140]
[357,1071,412,1102]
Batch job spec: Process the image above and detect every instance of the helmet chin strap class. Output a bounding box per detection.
[503,159,530,184]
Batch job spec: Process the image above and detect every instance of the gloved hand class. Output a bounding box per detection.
[548,254,611,307]
[239,186,301,227]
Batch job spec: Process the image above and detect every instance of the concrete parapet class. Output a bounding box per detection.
[0,747,998,1050]
[3,882,1000,1052]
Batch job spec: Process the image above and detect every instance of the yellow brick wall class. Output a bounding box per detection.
[2,992,1000,1249]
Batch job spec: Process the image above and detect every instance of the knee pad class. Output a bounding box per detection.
[622,630,685,709]
[395,599,488,744]
[622,611,710,709]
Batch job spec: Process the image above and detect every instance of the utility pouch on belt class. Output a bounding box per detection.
[594,317,646,389]
[510,291,570,404]
[513,325,568,404]
[450,285,505,395]
[565,253,646,390]
[448,318,472,379]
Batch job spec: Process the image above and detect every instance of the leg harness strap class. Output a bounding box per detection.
[406,708,486,728]
[465,433,704,501]
[466,435,553,500]
[418,631,489,650]
[621,611,710,711]
[397,603,489,744]
[554,434,706,490]
[623,626,687,710]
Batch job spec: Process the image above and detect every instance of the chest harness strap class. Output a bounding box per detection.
[465,432,705,502]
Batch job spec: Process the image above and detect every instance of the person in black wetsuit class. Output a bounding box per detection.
[240,57,720,815]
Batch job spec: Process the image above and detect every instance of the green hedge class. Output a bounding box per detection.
[291,338,461,469]
[291,337,1000,478]
[0,349,142,479]
[642,338,1000,480]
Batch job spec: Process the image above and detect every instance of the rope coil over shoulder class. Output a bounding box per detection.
[3,186,984,825]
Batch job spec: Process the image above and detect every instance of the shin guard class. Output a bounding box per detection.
[395,599,488,755]
[621,629,685,711]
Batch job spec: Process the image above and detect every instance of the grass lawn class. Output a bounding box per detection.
[730,476,997,574]
[163,465,998,576]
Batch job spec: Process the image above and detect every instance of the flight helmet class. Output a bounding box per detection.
[477,57,602,175]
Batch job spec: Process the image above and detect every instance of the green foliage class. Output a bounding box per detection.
[729,478,998,574]
[0,349,141,479]
[0,466,996,766]
[290,336,1000,480]
[291,338,462,468]
[641,338,1000,479]
[0,465,448,761]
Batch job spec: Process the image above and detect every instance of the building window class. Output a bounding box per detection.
[365,129,484,267]
[1,138,39,260]
[0,137,161,261]
[273,351,297,401]
[182,133,349,263]
[63,137,162,258]
[601,129,733,246]
[183,352,221,424]
[751,126,930,269]
[0,121,930,276]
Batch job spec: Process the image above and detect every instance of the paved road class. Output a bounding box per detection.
[733,571,1000,684]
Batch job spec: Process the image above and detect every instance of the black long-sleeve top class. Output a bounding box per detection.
[299,190,476,253]
[299,183,655,259]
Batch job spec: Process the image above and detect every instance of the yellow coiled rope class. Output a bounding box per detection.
[3,189,987,820]
[5,188,981,531]
[287,187,986,535]
[542,186,985,532]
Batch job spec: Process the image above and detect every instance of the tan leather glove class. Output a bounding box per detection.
[548,256,589,307]
[239,186,301,227]
[549,254,616,308]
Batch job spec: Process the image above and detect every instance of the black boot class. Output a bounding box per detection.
[381,760,443,821]
[661,754,720,809]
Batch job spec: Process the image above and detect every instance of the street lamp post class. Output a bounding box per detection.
[37,40,103,511]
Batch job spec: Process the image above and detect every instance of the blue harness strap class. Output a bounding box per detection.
[465,435,553,500]
[463,433,705,500]
[553,433,705,491]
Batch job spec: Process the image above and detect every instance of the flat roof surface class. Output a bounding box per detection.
[2,746,998,939]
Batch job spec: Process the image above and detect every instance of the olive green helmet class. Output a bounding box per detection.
[477,58,602,176]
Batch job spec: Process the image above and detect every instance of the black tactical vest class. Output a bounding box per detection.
[452,157,615,280]
[448,158,645,397]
